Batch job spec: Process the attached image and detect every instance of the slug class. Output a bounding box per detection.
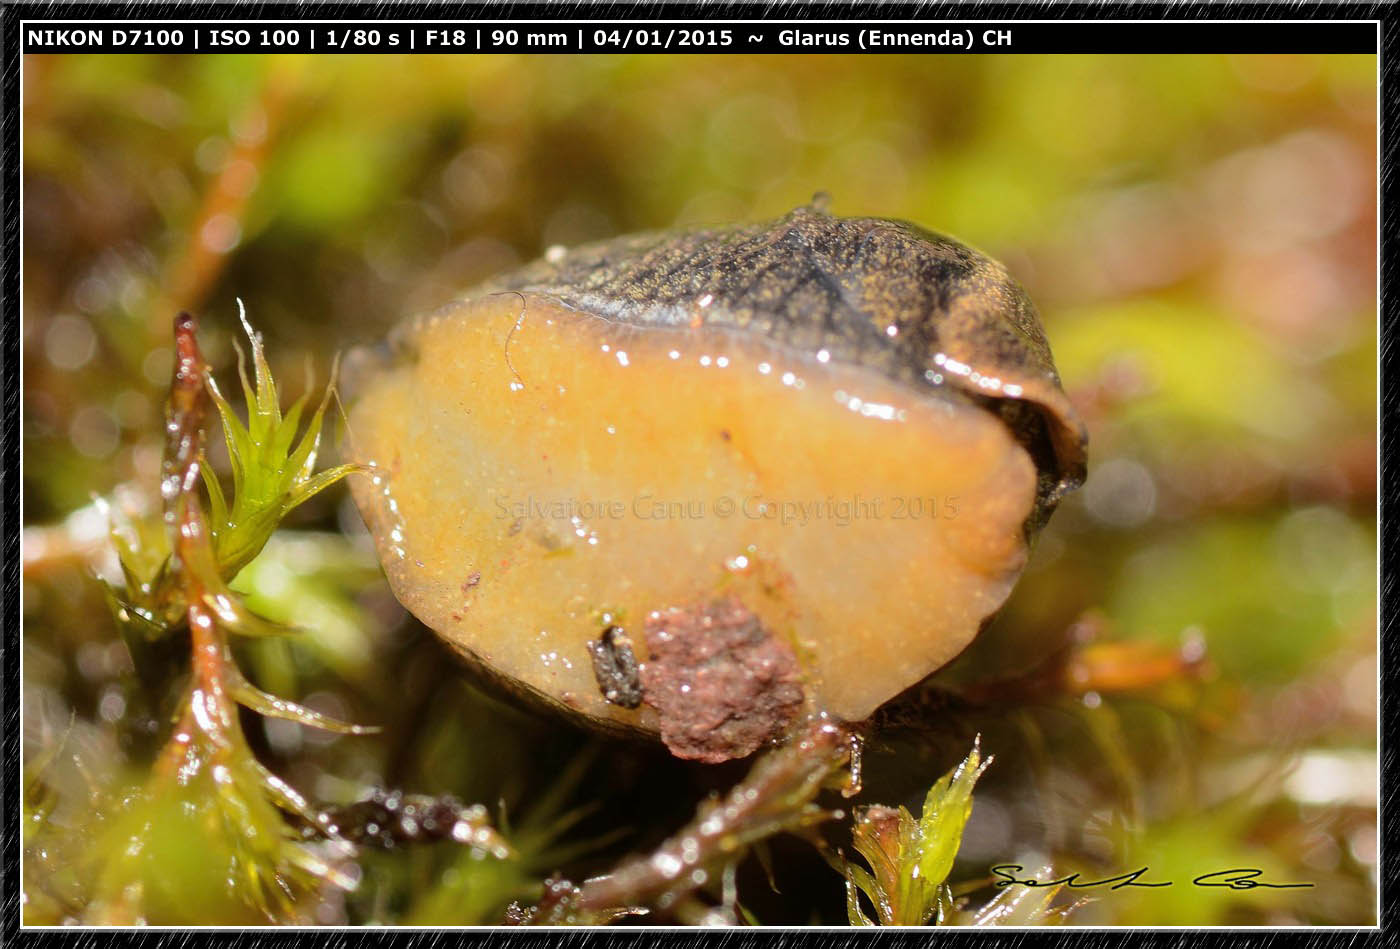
[344,202,1087,763]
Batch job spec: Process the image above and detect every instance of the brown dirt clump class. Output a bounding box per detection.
[639,597,805,763]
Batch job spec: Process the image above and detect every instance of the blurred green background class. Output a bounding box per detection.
[22,53,1377,926]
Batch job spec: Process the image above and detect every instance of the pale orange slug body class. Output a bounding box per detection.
[346,205,1086,762]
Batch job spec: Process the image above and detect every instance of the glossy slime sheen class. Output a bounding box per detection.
[345,204,1087,761]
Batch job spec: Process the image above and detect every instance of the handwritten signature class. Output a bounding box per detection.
[991,864,1314,891]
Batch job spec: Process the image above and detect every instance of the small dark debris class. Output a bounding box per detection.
[462,571,482,593]
[308,789,489,850]
[587,625,643,708]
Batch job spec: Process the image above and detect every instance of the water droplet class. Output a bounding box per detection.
[653,853,684,878]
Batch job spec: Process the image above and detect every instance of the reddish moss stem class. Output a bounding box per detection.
[577,717,853,913]
[160,312,208,521]
[155,312,243,778]
[150,69,292,345]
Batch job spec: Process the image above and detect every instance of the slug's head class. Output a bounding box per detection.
[346,203,1086,762]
